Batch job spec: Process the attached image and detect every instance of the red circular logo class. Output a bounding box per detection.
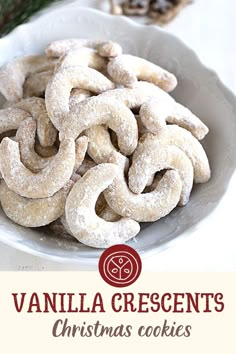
[98,244,142,287]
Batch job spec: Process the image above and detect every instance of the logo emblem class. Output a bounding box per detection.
[99,244,142,287]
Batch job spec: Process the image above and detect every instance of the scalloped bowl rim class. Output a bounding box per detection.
[0,7,235,265]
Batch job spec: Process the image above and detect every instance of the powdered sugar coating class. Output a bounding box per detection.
[84,125,117,163]
[45,39,122,58]
[129,139,194,206]
[77,158,97,176]
[0,38,211,249]
[142,127,211,183]
[34,143,57,158]
[0,55,56,102]
[107,54,177,92]
[65,163,140,248]
[139,98,167,134]
[136,115,150,136]
[98,41,122,58]
[104,151,182,222]
[23,70,53,98]
[16,118,87,174]
[0,181,71,227]
[45,66,115,130]
[4,97,57,147]
[140,97,209,140]
[84,125,129,171]
[73,136,88,173]
[0,137,75,198]
[69,89,92,110]
[60,214,74,236]
[16,117,52,172]
[54,48,107,72]
[99,204,121,222]
[0,108,30,134]
[100,81,172,108]
[60,96,138,156]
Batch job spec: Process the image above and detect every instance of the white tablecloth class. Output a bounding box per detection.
[0,0,235,271]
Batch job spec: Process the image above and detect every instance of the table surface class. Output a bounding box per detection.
[0,0,235,271]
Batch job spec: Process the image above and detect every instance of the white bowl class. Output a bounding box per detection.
[0,7,235,265]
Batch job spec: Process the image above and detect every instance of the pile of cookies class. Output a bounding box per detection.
[110,0,191,24]
[0,38,210,248]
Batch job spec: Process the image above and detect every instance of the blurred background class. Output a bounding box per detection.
[0,0,235,94]
[0,0,191,35]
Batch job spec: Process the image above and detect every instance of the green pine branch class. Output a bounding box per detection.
[0,0,60,36]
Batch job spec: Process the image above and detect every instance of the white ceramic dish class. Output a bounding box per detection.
[0,7,235,265]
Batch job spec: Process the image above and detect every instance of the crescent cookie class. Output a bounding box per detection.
[142,128,211,183]
[107,54,177,92]
[0,181,71,228]
[65,163,140,248]
[0,137,75,199]
[0,55,56,102]
[83,125,129,171]
[45,39,122,58]
[45,66,115,130]
[99,81,170,109]
[15,117,52,172]
[60,96,138,156]
[15,118,87,174]
[104,152,182,222]
[54,48,107,72]
[128,139,194,206]
[4,97,57,147]
[0,108,31,135]
[139,97,209,140]
[0,37,211,249]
